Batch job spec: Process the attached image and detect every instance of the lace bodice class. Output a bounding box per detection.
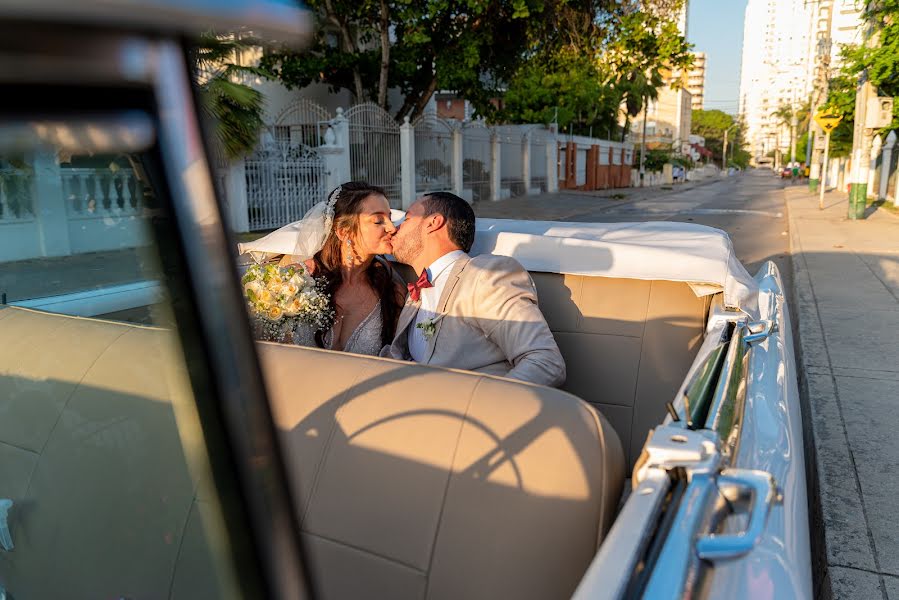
[293,301,383,356]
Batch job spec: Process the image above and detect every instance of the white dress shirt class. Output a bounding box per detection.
[408,250,467,362]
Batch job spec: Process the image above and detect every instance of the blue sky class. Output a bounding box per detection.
[687,0,749,114]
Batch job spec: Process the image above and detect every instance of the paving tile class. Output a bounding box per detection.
[885,575,899,600]
[828,566,885,600]
[836,375,899,576]
[806,373,877,571]
[817,307,899,373]
[792,260,831,369]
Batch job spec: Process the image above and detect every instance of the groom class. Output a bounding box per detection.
[382,192,565,388]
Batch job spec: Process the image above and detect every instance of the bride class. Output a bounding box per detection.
[239,182,405,355]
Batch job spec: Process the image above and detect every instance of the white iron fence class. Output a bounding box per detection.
[222,99,632,232]
[462,122,492,204]
[245,141,326,231]
[346,102,402,206]
[413,115,453,194]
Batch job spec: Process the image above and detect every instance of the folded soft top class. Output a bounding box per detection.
[472,219,758,318]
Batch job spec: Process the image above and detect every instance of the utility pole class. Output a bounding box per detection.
[722,128,728,171]
[790,111,798,167]
[848,79,874,219]
[639,93,648,187]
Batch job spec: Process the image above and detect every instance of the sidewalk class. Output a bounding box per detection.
[785,187,899,599]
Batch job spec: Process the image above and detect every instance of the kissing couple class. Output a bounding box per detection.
[240,181,565,388]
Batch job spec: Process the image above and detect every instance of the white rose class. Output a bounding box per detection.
[284,297,303,317]
[266,305,283,321]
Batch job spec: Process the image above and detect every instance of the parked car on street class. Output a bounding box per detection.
[0,1,812,599]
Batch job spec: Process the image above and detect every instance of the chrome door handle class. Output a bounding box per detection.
[0,499,13,551]
[744,319,777,344]
[695,469,776,560]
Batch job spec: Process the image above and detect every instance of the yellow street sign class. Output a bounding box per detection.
[814,110,843,133]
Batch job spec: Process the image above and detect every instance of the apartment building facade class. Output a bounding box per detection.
[738,0,864,164]
[688,51,706,110]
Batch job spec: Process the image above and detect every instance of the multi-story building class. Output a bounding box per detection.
[738,0,864,164]
[627,1,693,154]
[688,52,706,110]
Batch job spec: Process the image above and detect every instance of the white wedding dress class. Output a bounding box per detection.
[293,301,384,356]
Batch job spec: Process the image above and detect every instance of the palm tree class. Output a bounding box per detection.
[194,32,274,162]
[770,100,812,163]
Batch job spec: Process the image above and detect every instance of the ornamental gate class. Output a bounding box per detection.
[245,141,326,231]
[413,114,453,194]
[345,102,401,207]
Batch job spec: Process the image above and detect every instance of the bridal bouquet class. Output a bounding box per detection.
[242,264,334,341]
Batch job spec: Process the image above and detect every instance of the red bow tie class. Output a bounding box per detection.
[407,269,433,302]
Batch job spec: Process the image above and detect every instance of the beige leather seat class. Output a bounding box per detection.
[258,342,624,600]
[0,306,624,600]
[531,273,711,466]
[391,262,711,466]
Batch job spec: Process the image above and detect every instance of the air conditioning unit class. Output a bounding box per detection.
[866,96,894,129]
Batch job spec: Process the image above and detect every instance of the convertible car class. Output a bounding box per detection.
[0,1,811,599]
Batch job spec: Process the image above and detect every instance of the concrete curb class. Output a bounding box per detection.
[784,190,883,600]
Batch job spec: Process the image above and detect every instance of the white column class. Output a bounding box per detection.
[490,131,501,201]
[225,159,249,232]
[522,131,532,195]
[319,125,346,200]
[868,134,882,196]
[546,129,559,193]
[330,108,351,184]
[881,131,895,201]
[400,116,415,209]
[32,149,71,257]
[452,125,463,197]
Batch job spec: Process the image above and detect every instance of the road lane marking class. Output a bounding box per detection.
[684,208,784,218]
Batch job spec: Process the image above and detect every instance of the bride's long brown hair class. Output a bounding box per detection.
[311,182,402,348]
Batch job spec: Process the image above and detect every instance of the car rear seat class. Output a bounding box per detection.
[258,342,623,600]
[390,263,711,466]
[531,273,711,466]
[0,305,624,600]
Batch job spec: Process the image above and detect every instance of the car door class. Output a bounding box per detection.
[0,26,311,600]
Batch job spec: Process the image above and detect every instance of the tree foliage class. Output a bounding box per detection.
[691,109,747,166]
[259,0,692,129]
[499,0,694,136]
[823,0,899,156]
[261,0,545,122]
[195,33,273,160]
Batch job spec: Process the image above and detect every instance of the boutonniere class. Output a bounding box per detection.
[416,314,444,340]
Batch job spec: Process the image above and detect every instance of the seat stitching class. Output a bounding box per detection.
[627,280,654,463]
[422,376,482,600]
[303,530,427,575]
[583,402,610,549]
[299,361,376,528]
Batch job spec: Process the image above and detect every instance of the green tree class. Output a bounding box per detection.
[691,109,747,166]
[601,2,694,137]
[498,0,693,135]
[194,33,274,160]
[261,0,547,122]
[823,0,899,156]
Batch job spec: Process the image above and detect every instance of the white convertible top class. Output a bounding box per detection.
[238,215,759,317]
[472,219,759,317]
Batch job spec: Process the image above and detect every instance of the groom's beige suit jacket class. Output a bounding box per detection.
[382,254,566,387]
